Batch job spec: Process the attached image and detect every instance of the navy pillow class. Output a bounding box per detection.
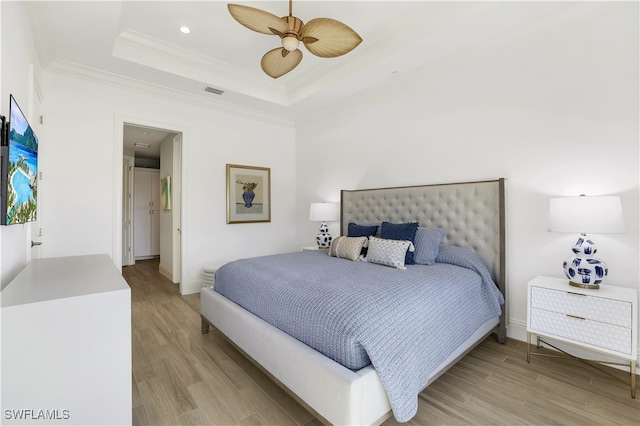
[348,223,379,256]
[347,223,379,238]
[380,221,419,265]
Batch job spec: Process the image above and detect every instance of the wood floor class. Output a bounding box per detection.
[125,259,640,425]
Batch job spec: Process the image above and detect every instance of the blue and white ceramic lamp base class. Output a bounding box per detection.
[563,236,607,289]
[316,222,332,248]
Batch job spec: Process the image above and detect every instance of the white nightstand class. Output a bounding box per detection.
[527,275,638,398]
[302,246,329,251]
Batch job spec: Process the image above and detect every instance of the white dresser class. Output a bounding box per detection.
[1,255,132,425]
[527,275,637,397]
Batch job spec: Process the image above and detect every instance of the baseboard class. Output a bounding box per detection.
[507,318,528,342]
[183,279,203,295]
[158,264,176,283]
[135,255,159,261]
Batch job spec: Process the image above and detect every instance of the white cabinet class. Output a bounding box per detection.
[527,275,637,397]
[134,168,160,259]
[1,255,132,425]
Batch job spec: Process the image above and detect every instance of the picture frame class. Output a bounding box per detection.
[161,176,171,210]
[226,163,271,224]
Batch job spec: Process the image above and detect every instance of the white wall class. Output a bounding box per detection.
[39,71,296,294]
[295,3,639,343]
[0,2,41,288]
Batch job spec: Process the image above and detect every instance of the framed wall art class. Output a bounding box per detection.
[161,176,171,210]
[226,163,271,224]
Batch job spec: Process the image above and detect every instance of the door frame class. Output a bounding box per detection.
[29,64,44,260]
[171,134,182,283]
[122,155,134,266]
[113,115,187,294]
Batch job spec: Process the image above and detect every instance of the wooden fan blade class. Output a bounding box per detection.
[300,18,362,58]
[261,48,303,78]
[228,4,289,35]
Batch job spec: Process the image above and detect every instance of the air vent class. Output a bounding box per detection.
[204,86,224,95]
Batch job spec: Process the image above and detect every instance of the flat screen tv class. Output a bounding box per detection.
[0,95,38,225]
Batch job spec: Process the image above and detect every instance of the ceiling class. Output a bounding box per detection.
[24,1,611,156]
[123,124,173,159]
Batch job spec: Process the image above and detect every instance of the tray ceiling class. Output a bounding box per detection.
[26,1,610,121]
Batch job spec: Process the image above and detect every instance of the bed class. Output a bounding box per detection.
[201,178,507,425]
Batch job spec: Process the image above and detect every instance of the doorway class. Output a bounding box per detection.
[122,123,182,285]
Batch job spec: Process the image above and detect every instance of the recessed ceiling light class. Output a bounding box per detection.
[180,26,191,34]
[141,131,150,135]
[134,142,151,148]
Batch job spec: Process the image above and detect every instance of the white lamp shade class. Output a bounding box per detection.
[309,202,339,222]
[548,195,624,234]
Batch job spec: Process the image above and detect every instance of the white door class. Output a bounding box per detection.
[150,174,161,255]
[172,134,182,285]
[133,208,151,257]
[133,168,160,259]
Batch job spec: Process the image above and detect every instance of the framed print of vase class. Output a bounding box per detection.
[161,176,171,210]
[226,164,271,224]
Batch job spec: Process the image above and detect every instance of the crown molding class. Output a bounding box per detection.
[44,59,295,128]
[112,29,290,106]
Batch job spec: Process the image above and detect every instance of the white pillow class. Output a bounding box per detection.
[328,236,368,261]
[365,236,415,270]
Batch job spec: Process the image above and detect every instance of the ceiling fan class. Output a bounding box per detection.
[228,0,363,78]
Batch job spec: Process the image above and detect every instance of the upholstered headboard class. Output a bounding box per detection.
[341,178,507,341]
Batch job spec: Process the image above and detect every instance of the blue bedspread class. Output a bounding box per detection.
[214,246,503,422]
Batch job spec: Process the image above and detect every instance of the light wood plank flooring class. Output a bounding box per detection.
[125,259,640,425]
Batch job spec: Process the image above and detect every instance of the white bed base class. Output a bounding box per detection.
[201,287,499,425]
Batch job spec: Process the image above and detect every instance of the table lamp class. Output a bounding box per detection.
[309,202,339,248]
[548,195,624,289]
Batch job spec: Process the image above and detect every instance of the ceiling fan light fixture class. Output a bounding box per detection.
[282,35,299,51]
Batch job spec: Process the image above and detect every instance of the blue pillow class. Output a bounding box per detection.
[380,221,419,265]
[413,227,447,265]
[347,223,379,238]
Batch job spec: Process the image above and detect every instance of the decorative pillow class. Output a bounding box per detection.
[380,221,419,265]
[347,222,380,256]
[413,227,447,265]
[347,222,379,238]
[365,236,415,270]
[328,236,368,261]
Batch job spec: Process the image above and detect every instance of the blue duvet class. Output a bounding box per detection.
[214,245,503,422]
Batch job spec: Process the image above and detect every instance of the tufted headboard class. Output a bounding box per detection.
[341,178,507,341]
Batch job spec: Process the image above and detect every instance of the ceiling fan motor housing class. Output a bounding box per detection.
[280,16,303,51]
[282,16,304,36]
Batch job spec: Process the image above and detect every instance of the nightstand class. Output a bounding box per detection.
[527,275,638,398]
[302,246,329,251]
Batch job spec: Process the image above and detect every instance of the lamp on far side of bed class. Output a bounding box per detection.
[309,202,340,248]
[548,195,624,289]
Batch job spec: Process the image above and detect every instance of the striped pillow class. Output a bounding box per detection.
[328,236,368,261]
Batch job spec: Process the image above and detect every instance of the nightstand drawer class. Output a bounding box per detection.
[530,308,632,355]
[531,286,632,328]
